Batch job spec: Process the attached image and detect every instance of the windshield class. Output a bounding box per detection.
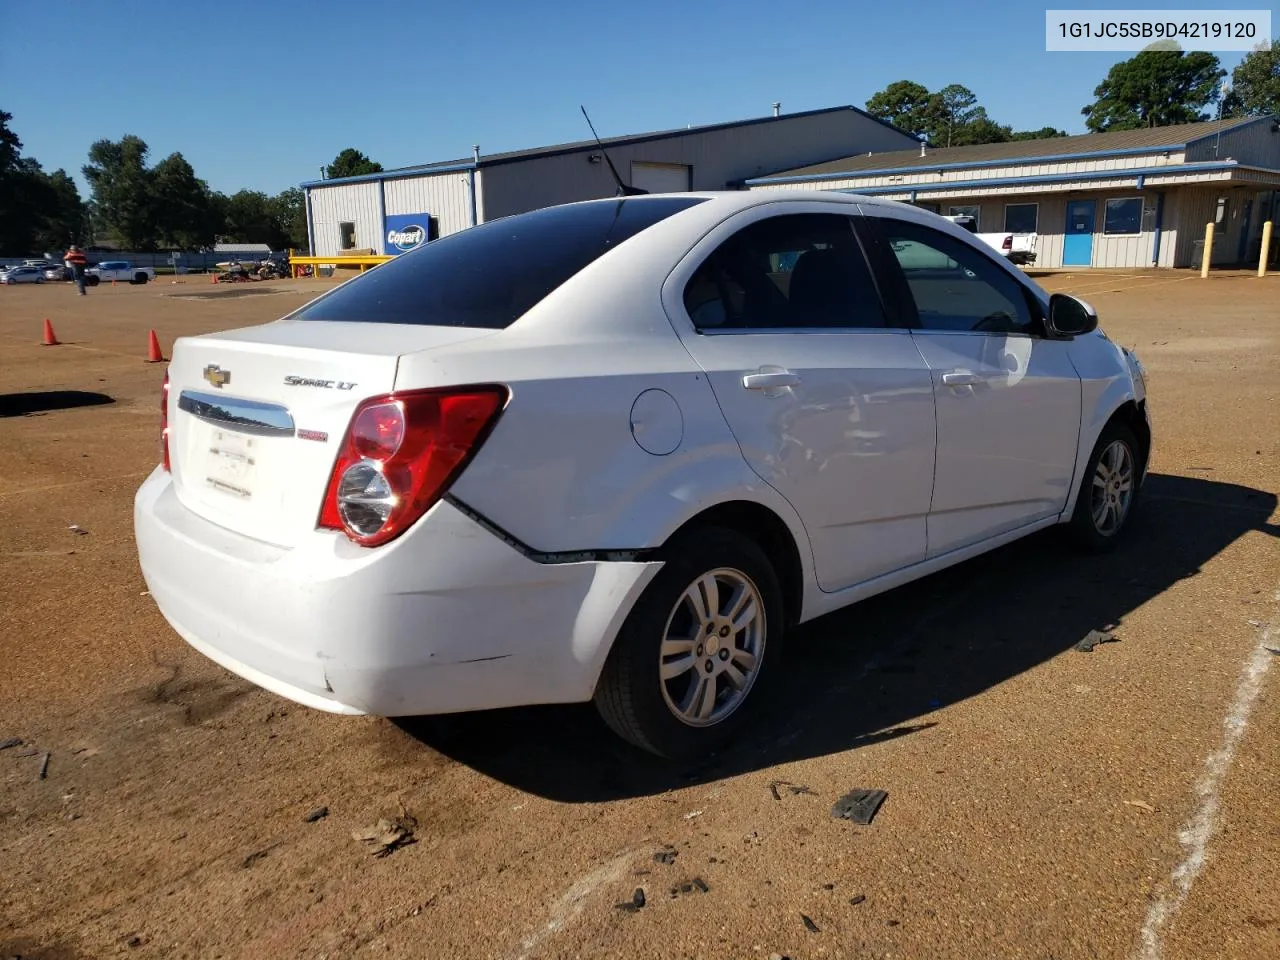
[293,196,707,329]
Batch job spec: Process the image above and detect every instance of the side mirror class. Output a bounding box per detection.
[1046,293,1098,337]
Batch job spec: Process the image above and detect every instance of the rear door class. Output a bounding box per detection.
[861,208,1081,557]
[662,202,937,594]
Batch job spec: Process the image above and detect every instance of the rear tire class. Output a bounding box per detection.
[1069,421,1141,551]
[133,273,148,285]
[594,526,783,759]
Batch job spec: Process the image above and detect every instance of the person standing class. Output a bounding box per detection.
[63,245,88,295]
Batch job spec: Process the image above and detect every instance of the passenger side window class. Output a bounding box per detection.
[878,219,1033,334]
[682,213,886,330]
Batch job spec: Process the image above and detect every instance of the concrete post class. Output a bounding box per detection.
[1259,221,1273,278]
[1200,222,1214,278]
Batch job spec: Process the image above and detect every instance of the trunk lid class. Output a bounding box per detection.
[166,319,498,546]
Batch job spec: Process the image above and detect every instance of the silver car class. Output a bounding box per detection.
[0,265,45,284]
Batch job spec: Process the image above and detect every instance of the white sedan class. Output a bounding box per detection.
[134,191,1151,758]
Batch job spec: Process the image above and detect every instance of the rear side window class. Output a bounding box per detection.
[294,197,706,328]
[682,213,887,330]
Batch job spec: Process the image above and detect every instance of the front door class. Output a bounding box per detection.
[867,212,1082,556]
[665,207,937,593]
[1064,200,1095,266]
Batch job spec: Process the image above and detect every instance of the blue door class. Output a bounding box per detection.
[1063,200,1095,266]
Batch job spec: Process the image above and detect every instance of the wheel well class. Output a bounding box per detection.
[663,501,804,628]
[1108,400,1151,473]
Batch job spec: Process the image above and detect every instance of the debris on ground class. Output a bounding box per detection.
[38,752,50,780]
[670,877,710,898]
[802,913,821,933]
[653,846,678,865]
[240,842,281,869]
[768,780,816,800]
[849,894,867,906]
[352,815,417,857]
[303,806,329,823]
[831,788,888,825]
[615,887,647,912]
[1075,629,1120,652]
[1124,799,1157,813]
[682,809,704,820]
[68,524,89,536]
[0,737,21,750]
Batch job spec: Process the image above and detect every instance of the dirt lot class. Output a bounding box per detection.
[1,269,1277,960]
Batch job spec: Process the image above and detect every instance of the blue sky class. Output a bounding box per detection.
[0,1,1260,197]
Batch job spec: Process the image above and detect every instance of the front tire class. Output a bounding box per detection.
[1069,421,1141,551]
[594,527,782,759]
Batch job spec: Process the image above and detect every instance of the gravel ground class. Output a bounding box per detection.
[1,270,1276,960]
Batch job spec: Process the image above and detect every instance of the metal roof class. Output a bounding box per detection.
[748,116,1271,183]
[301,105,914,188]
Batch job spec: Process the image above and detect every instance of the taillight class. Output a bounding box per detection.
[161,370,171,472]
[1002,236,1013,251]
[319,386,508,547]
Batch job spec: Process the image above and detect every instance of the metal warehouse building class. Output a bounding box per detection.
[745,115,1280,270]
[300,105,918,257]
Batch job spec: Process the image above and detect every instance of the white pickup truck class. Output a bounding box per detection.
[85,260,156,285]
[944,215,1037,266]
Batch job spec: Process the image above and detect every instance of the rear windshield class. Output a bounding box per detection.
[293,196,707,328]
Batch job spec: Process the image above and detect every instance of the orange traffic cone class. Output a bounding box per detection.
[146,329,164,363]
[41,318,59,346]
[210,272,217,284]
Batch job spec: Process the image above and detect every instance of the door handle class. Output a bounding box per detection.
[742,371,801,390]
[941,372,982,387]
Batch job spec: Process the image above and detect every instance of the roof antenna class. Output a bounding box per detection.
[580,105,648,196]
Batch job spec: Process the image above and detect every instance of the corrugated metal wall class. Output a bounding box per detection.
[1173,186,1259,266]
[309,182,381,256]
[479,111,917,220]
[383,171,474,236]
[1185,118,1280,166]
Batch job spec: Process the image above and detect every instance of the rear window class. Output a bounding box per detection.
[294,196,707,328]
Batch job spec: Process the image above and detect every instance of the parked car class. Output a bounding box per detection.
[943,214,1037,265]
[85,260,156,285]
[0,265,45,284]
[44,265,69,281]
[135,191,1151,759]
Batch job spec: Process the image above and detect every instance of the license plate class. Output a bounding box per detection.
[206,430,257,499]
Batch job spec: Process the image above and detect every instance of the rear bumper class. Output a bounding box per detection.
[134,468,661,716]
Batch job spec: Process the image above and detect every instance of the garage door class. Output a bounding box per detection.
[631,161,691,193]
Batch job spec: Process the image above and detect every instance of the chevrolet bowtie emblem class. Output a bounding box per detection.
[203,364,231,388]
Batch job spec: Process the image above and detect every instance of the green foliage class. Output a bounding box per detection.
[151,153,219,249]
[0,111,87,256]
[83,135,155,249]
[1081,50,1225,131]
[865,82,1017,146]
[1225,41,1280,117]
[325,148,383,180]
[1010,127,1068,141]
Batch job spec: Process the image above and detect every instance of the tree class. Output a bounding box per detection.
[151,152,218,248]
[272,188,308,250]
[1011,126,1068,141]
[865,81,1015,146]
[1226,41,1280,116]
[0,111,86,255]
[83,135,155,249]
[325,148,382,180]
[219,190,293,248]
[1081,50,1225,131]
[865,81,933,138]
[926,84,982,147]
[32,169,86,252]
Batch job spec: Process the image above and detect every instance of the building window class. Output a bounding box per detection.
[948,205,980,227]
[1004,203,1039,234]
[339,222,357,250]
[1103,198,1143,235]
[1214,197,1229,226]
